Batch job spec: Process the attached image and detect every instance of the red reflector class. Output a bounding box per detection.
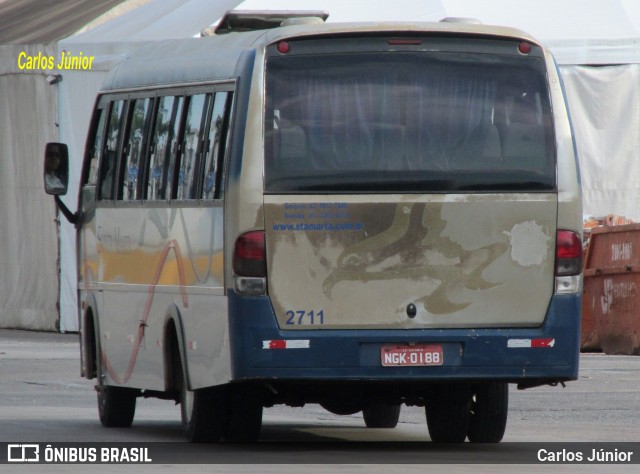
[518,41,532,54]
[277,41,290,54]
[531,338,555,348]
[556,230,582,259]
[269,340,286,350]
[233,231,266,278]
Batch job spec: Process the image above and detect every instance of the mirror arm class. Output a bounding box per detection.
[54,195,82,227]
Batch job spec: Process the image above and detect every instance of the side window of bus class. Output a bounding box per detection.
[177,94,208,200]
[202,91,232,200]
[86,107,107,187]
[147,95,184,200]
[99,100,126,200]
[121,97,152,201]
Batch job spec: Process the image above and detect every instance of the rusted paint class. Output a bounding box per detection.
[580,274,600,351]
[583,224,640,354]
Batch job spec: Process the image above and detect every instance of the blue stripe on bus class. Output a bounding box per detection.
[227,291,580,382]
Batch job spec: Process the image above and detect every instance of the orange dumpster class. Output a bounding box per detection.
[581,274,600,351]
[583,223,640,355]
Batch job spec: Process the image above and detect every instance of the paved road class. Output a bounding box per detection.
[0,329,639,472]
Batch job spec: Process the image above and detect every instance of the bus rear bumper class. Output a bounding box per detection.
[228,291,580,385]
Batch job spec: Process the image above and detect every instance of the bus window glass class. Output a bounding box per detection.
[178,94,207,200]
[100,100,125,200]
[265,52,555,193]
[122,98,152,201]
[86,108,106,186]
[202,92,229,200]
[148,95,184,200]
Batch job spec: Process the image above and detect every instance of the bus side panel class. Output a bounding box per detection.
[78,188,99,379]
[179,295,231,390]
[547,52,583,236]
[89,206,230,390]
[98,287,169,390]
[224,49,259,288]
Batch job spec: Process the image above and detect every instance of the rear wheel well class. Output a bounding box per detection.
[163,319,182,394]
[83,309,97,379]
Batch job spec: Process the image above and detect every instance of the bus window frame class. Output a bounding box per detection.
[145,93,172,202]
[163,89,188,202]
[81,99,109,188]
[118,92,156,202]
[200,90,234,201]
[90,82,236,207]
[214,91,235,201]
[97,94,129,202]
[177,92,212,201]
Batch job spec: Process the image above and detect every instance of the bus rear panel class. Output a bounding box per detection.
[229,33,581,415]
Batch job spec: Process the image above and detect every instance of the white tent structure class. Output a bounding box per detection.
[3,0,640,331]
[0,0,239,332]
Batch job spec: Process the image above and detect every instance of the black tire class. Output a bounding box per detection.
[363,403,401,428]
[97,385,137,428]
[223,384,263,443]
[320,399,364,416]
[425,385,471,443]
[467,382,508,443]
[177,354,226,443]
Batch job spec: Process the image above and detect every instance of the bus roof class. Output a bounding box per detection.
[101,21,542,92]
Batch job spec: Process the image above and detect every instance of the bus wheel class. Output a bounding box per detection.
[363,403,401,428]
[97,384,136,428]
[223,384,263,442]
[177,356,226,442]
[320,399,363,416]
[425,385,471,443]
[467,382,508,443]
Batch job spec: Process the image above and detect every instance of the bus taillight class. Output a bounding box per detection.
[555,230,582,294]
[518,41,532,55]
[233,231,267,296]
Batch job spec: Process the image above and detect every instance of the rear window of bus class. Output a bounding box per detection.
[264,39,555,194]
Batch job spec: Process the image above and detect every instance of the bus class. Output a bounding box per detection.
[44,13,582,443]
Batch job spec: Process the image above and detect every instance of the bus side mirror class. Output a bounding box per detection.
[44,142,69,195]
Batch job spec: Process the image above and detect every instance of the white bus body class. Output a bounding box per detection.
[46,17,582,443]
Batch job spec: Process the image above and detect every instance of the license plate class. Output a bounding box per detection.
[381,344,444,367]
